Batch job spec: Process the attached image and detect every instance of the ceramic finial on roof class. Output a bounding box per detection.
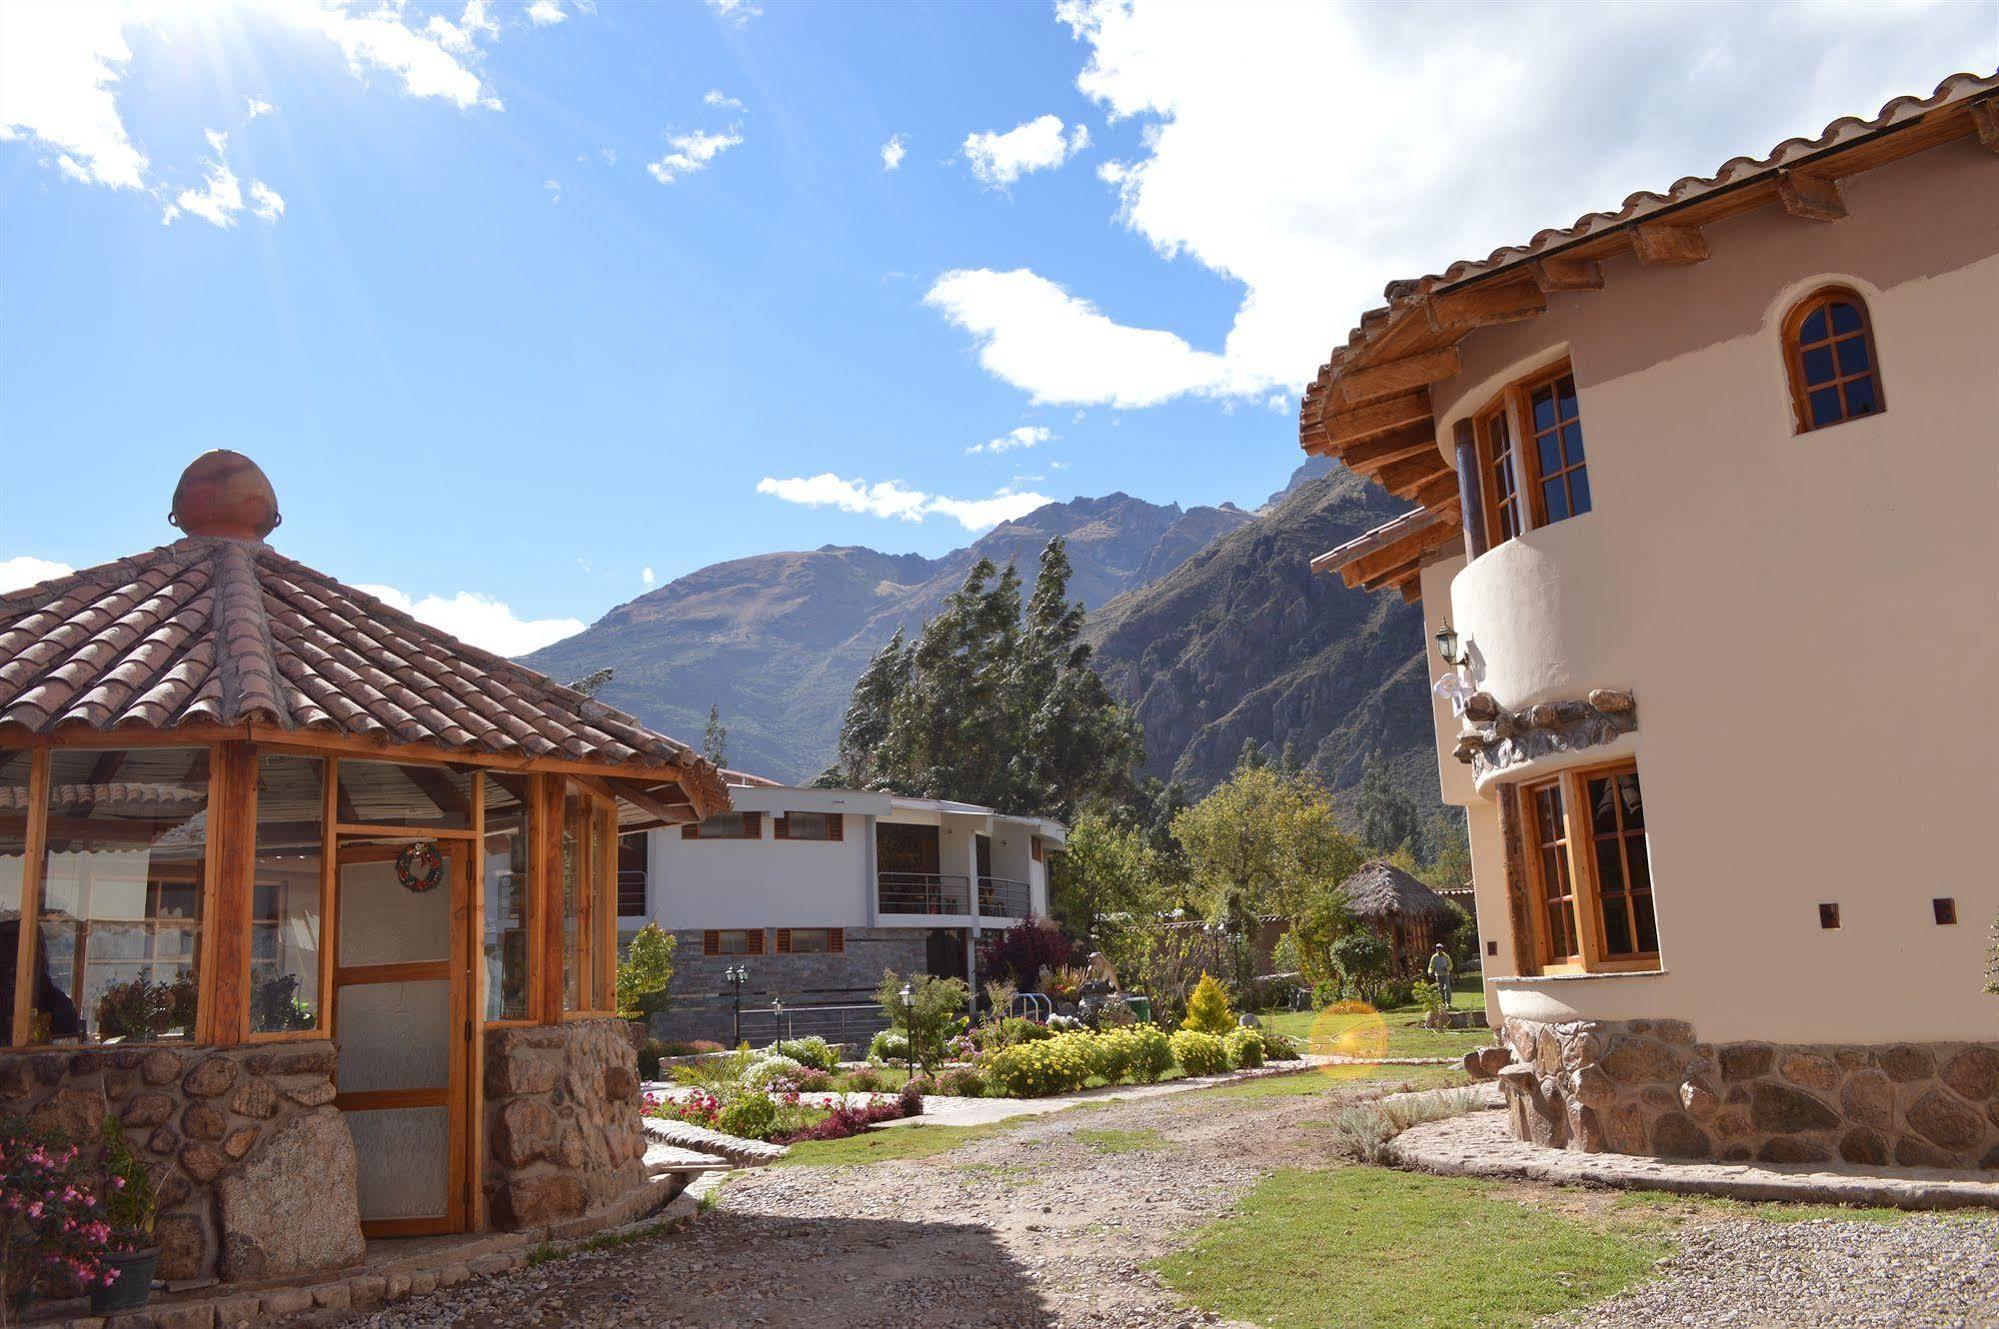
[170,450,281,540]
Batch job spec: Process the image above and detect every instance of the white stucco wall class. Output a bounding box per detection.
[1420,140,1999,1044]
[646,815,873,930]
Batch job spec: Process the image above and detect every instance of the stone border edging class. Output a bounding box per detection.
[1387,1107,1999,1210]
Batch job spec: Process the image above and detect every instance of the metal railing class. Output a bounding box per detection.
[737,1002,890,1049]
[616,869,647,917]
[877,871,972,914]
[978,875,1029,919]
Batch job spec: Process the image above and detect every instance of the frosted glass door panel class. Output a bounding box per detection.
[336,981,451,1092]
[337,858,451,966]
[348,1107,449,1220]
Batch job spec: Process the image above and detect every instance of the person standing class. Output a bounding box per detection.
[1426,943,1454,1008]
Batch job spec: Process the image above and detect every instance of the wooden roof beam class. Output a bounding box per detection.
[1632,223,1709,266]
[1336,518,1460,587]
[1312,390,1432,452]
[1532,255,1604,292]
[1341,423,1440,476]
[1399,578,1424,604]
[1777,169,1847,221]
[1335,346,1462,406]
[1971,100,1999,151]
[1422,279,1548,332]
[1360,556,1423,594]
[1410,471,1462,511]
[1375,452,1453,499]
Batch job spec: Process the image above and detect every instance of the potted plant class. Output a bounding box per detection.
[1,1118,110,1324]
[91,1116,158,1314]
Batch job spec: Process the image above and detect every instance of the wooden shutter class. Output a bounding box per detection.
[1030,836,1043,863]
[747,928,765,955]
[702,929,719,956]
[775,928,792,954]
[774,814,789,840]
[828,927,844,954]
[744,811,763,839]
[682,822,700,840]
[829,814,844,841]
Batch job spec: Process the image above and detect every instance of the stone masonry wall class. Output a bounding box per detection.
[484,1018,647,1230]
[653,927,928,1045]
[1472,1016,1999,1169]
[0,1041,362,1285]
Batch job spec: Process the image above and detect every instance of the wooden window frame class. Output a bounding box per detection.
[682,810,762,841]
[702,928,765,958]
[1516,759,1660,976]
[1030,836,1043,864]
[1472,360,1590,552]
[1782,285,1886,434]
[773,812,843,842]
[774,927,843,956]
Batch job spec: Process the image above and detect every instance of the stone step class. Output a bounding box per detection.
[644,1142,731,1177]
[642,1116,789,1168]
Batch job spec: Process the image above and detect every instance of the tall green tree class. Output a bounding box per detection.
[1051,810,1161,950]
[1171,749,1365,931]
[702,704,728,768]
[1355,750,1424,858]
[830,538,1140,819]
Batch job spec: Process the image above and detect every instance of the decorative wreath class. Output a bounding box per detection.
[395,840,444,894]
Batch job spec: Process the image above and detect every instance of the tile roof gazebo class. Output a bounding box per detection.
[0,452,730,1292]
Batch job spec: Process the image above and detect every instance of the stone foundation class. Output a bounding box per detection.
[0,1041,362,1284]
[483,1018,648,1229]
[1469,1017,1999,1169]
[653,926,928,1044]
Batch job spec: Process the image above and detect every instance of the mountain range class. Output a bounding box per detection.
[522,461,1441,814]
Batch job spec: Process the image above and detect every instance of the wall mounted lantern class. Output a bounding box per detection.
[1434,620,1468,668]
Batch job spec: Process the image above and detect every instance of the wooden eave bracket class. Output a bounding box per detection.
[1311,390,1433,453]
[1420,279,1548,332]
[1335,519,1458,587]
[1777,169,1847,221]
[1531,255,1604,292]
[1334,345,1463,407]
[1341,423,1439,476]
[1631,223,1709,266]
[1970,100,1999,152]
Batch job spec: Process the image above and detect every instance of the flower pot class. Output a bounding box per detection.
[89,1247,158,1314]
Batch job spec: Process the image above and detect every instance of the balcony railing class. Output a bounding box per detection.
[875,872,1029,919]
[877,871,971,915]
[617,869,647,917]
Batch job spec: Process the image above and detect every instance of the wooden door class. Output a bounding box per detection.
[330,838,471,1237]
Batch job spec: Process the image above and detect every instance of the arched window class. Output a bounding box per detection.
[1783,286,1885,432]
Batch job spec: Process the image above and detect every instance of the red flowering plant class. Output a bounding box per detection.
[0,1117,114,1315]
[642,1089,720,1130]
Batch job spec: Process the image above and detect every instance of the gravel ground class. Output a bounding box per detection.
[316,1075,1999,1329]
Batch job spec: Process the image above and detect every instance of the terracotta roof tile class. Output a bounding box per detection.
[0,535,728,814]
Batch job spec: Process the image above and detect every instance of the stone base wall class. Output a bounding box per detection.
[653,927,929,1045]
[0,1041,362,1285]
[1475,1016,1999,1169]
[484,1019,647,1229]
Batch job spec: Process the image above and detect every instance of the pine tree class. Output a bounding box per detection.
[837,629,907,787]
[1181,972,1235,1034]
[1356,750,1422,857]
[702,704,728,768]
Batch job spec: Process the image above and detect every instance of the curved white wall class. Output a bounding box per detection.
[1426,140,1999,1044]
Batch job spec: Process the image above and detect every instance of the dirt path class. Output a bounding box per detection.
[319,1075,1999,1329]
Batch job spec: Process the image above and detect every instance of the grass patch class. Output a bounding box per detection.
[1155,1165,1669,1329]
[1311,1088,1485,1163]
[1198,1063,1471,1102]
[1607,1191,1912,1227]
[1075,1127,1169,1154]
[772,1119,1023,1167]
[1258,1004,1493,1061]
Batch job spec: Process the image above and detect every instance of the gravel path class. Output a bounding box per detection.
[316,1076,1999,1329]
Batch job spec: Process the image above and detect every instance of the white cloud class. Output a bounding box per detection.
[880,133,907,171]
[543,177,560,203]
[598,146,617,165]
[425,0,497,54]
[964,425,1052,455]
[0,2,147,189]
[963,114,1089,186]
[932,1,1993,410]
[704,89,746,111]
[706,0,761,25]
[358,584,584,656]
[1049,460,1070,470]
[641,566,656,587]
[0,555,75,594]
[170,130,283,229]
[526,0,567,26]
[926,267,1236,408]
[245,96,275,120]
[756,474,1052,532]
[647,126,742,184]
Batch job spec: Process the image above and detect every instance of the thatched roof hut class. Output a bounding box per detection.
[1341,860,1455,925]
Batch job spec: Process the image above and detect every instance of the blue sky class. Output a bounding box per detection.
[2,0,1992,653]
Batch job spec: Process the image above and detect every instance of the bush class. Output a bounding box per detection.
[638,1038,667,1081]
[740,1054,806,1090]
[1262,1031,1302,1061]
[984,1033,1099,1098]
[875,970,970,1072]
[933,1066,986,1097]
[717,1093,779,1141]
[1124,1025,1175,1083]
[868,1030,909,1064]
[658,1039,725,1057]
[1170,1029,1228,1076]
[1224,1027,1266,1069]
[770,1091,922,1145]
[1311,980,1342,1008]
[1181,973,1235,1034]
[979,918,1076,991]
[794,1069,834,1093]
[843,1066,885,1093]
[615,922,676,1021]
[1378,978,1416,1010]
[772,1036,839,1072]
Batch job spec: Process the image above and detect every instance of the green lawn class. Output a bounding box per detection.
[1258,993,1493,1062]
[772,1118,1025,1167]
[1195,1062,1471,1102]
[1155,1165,1671,1329]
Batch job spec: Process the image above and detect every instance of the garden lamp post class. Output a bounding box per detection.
[725,964,748,1046]
[899,982,915,1084]
[771,996,784,1042]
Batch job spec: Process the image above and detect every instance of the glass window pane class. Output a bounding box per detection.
[347,1107,449,1222]
[1634,895,1659,954]
[35,748,208,1045]
[337,760,473,831]
[561,790,583,1012]
[1594,837,1625,894]
[785,812,832,841]
[1627,835,1652,893]
[697,813,757,839]
[1569,471,1592,516]
[1829,301,1861,335]
[1801,345,1835,384]
[1541,480,1569,522]
[1845,376,1878,416]
[483,773,532,1021]
[1616,774,1644,828]
[0,752,27,1040]
[1559,422,1584,463]
[1835,336,1870,374]
[1800,307,1827,343]
[251,754,324,1034]
[1587,777,1617,834]
[1810,388,1842,427]
[1556,376,1578,420]
[336,980,450,1092]
[1600,896,1632,957]
[1531,389,1556,431]
[1537,434,1562,475]
[337,843,454,966]
[789,929,829,954]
